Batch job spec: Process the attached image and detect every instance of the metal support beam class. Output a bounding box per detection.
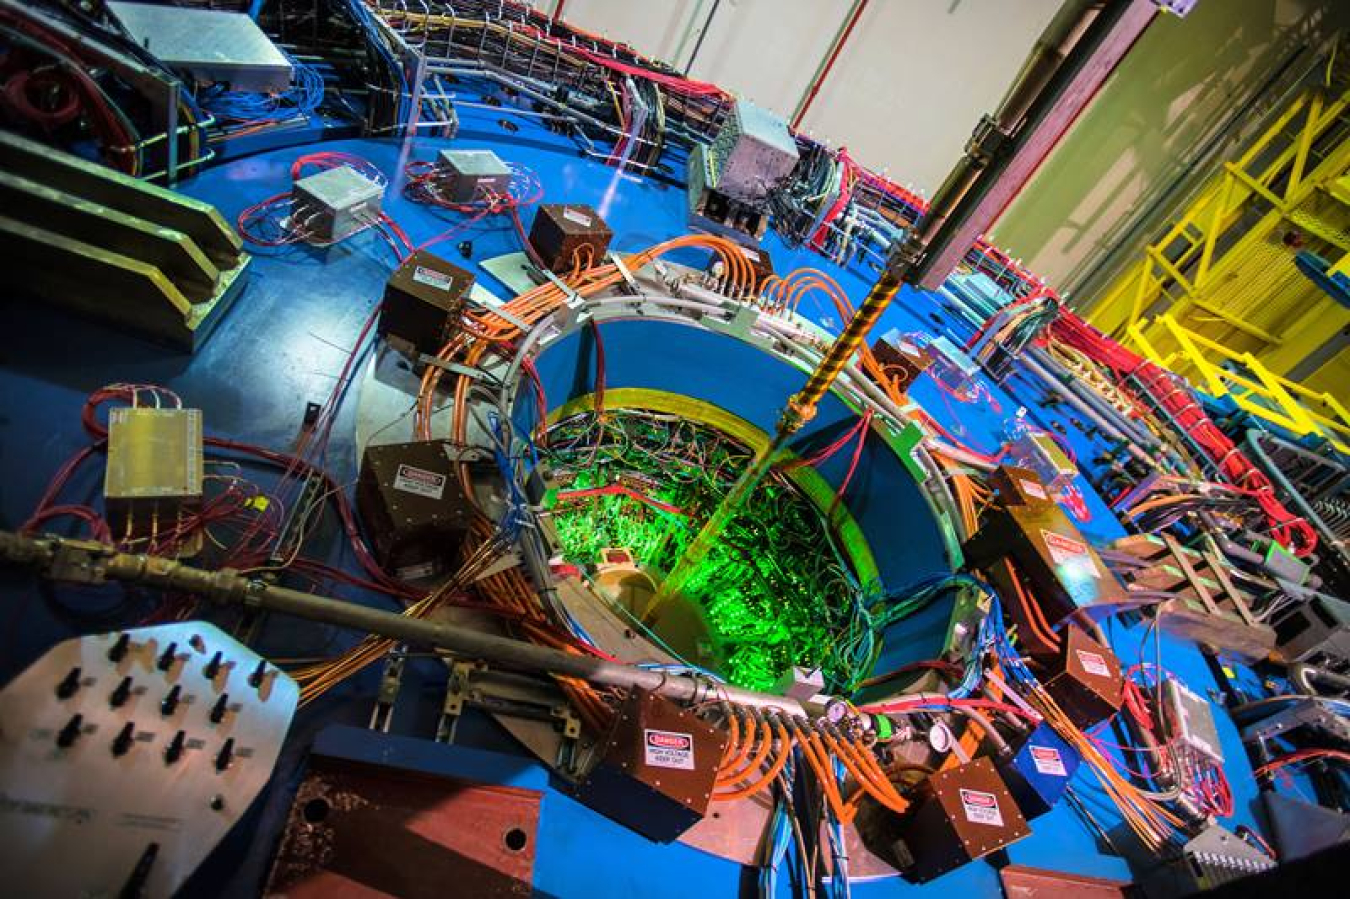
[0,531,812,717]
[911,0,1157,291]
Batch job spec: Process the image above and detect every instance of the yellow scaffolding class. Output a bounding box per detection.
[1129,314,1350,453]
[1087,85,1350,421]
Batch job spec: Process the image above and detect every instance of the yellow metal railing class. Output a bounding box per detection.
[1087,86,1350,411]
[1129,314,1350,453]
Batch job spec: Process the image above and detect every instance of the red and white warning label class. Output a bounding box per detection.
[412,265,453,291]
[1076,649,1111,678]
[393,464,447,500]
[959,788,1004,827]
[1041,529,1101,578]
[644,729,695,770]
[1029,745,1068,777]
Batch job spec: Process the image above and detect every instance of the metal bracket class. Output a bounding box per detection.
[1241,697,1350,744]
[418,354,501,384]
[607,251,639,293]
[369,645,407,733]
[436,659,484,743]
[465,293,531,333]
[544,270,591,331]
[434,659,584,776]
[965,113,1011,164]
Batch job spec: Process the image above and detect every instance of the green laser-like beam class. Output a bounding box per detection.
[641,429,786,619]
[646,265,905,623]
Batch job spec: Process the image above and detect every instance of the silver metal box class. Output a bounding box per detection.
[706,99,799,204]
[291,166,384,243]
[1162,678,1224,765]
[435,149,512,203]
[1009,431,1077,493]
[108,3,293,93]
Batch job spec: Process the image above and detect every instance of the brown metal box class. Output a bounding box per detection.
[571,689,728,843]
[355,440,476,581]
[859,756,1029,882]
[964,466,1126,648]
[872,335,933,392]
[380,250,474,359]
[1039,624,1124,728]
[527,204,613,273]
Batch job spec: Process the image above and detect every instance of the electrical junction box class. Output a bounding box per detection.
[1162,678,1223,765]
[434,149,512,203]
[872,330,934,392]
[1274,593,1350,665]
[963,466,1127,657]
[1120,823,1275,895]
[706,98,799,204]
[571,689,728,843]
[1039,624,1124,729]
[859,756,1029,883]
[997,723,1080,820]
[291,165,384,243]
[527,204,613,273]
[1008,431,1077,494]
[356,440,477,582]
[104,407,203,548]
[687,143,769,241]
[380,250,475,360]
[108,3,292,92]
[926,335,981,390]
[1260,537,1310,585]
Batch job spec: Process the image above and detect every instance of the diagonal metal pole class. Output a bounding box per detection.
[644,256,910,620]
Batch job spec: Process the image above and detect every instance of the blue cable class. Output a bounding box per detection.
[200,55,325,125]
[344,0,408,128]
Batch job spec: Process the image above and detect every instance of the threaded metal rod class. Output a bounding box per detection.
[646,265,906,621]
[0,531,813,715]
[788,267,904,427]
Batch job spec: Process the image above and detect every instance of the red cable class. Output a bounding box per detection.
[555,485,686,517]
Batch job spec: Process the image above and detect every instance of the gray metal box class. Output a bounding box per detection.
[1275,594,1350,665]
[291,166,384,243]
[435,149,512,203]
[108,3,292,93]
[686,143,768,240]
[1162,678,1223,764]
[706,99,799,204]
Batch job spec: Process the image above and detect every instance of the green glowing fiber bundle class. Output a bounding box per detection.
[544,409,859,691]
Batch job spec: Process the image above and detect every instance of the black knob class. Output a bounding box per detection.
[204,651,223,680]
[248,660,267,689]
[112,722,136,756]
[157,642,178,672]
[108,633,131,663]
[161,684,182,716]
[215,737,234,771]
[209,693,229,724]
[164,730,186,765]
[56,667,82,700]
[110,676,133,708]
[56,714,83,748]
